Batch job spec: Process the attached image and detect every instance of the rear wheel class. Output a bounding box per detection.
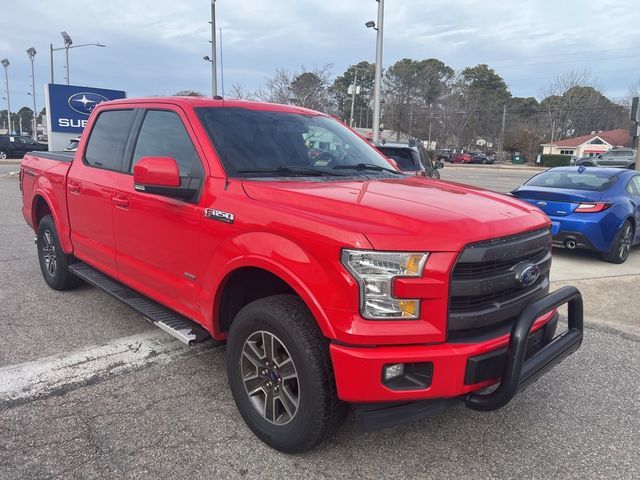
[603,220,634,264]
[0,150,7,160]
[226,295,347,453]
[37,215,82,290]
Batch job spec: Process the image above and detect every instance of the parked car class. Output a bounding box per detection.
[450,152,473,163]
[511,166,640,263]
[64,136,81,152]
[468,152,495,164]
[376,141,443,179]
[0,135,47,159]
[434,148,452,162]
[20,96,583,452]
[575,148,637,168]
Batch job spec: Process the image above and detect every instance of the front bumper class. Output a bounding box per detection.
[330,286,583,430]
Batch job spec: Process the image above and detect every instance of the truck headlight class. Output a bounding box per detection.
[341,250,428,320]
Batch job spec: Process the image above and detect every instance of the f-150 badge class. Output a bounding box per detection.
[203,208,235,224]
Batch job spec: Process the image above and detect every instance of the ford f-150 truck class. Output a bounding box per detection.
[20,97,583,453]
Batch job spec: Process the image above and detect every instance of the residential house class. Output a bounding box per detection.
[541,128,631,157]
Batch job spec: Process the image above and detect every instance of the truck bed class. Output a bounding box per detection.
[28,151,75,162]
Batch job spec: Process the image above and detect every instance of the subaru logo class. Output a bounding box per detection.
[514,263,540,288]
[68,92,109,115]
[537,201,547,207]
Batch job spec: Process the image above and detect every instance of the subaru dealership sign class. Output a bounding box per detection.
[44,83,126,150]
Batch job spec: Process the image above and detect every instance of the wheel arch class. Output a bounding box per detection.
[210,258,338,341]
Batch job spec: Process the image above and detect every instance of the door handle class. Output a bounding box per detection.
[112,194,129,209]
[68,181,81,194]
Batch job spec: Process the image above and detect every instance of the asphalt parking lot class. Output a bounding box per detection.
[1,164,639,479]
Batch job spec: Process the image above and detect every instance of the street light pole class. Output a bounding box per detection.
[50,32,105,86]
[368,0,384,144]
[1,59,11,135]
[27,48,37,139]
[61,31,73,85]
[210,0,218,97]
[349,68,359,127]
[50,44,54,83]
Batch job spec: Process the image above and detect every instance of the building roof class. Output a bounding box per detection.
[541,128,631,148]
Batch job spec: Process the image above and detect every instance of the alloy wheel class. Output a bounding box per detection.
[240,330,300,425]
[42,229,57,276]
[618,224,633,261]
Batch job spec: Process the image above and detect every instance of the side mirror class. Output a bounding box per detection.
[435,161,444,169]
[133,156,198,200]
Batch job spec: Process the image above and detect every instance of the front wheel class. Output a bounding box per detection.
[0,150,7,160]
[603,220,634,264]
[226,295,347,453]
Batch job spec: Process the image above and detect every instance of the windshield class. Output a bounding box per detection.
[196,107,395,177]
[525,170,618,191]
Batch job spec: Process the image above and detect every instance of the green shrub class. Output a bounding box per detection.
[540,154,571,167]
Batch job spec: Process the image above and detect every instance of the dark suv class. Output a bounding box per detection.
[0,135,48,159]
[576,148,637,168]
[376,141,444,178]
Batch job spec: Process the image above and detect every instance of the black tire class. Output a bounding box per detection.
[482,159,487,164]
[603,220,634,264]
[432,170,441,179]
[226,294,347,453]
[36,215,82,290]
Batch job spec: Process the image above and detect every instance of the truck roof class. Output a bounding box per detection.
[99,96,324,116]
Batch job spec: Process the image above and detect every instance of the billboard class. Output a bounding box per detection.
[44,83,126,150]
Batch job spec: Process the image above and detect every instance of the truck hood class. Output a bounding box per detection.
[242,176,549,251]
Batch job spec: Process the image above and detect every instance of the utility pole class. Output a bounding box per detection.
[371,0,384,144]
[631,97,640,171]
[349,68,359,127]
[499,104,506,160]
[210,0,218,97]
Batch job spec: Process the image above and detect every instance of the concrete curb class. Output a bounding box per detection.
[0,159,22,165]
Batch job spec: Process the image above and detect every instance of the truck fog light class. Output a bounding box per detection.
[383,363,405,381]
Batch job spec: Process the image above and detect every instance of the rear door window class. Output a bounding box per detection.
[84,110,136,171]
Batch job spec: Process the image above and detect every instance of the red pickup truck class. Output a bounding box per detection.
[20,97,583,453]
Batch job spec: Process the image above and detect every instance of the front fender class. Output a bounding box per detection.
[198,231,369,340]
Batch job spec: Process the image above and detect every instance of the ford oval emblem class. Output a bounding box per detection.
[515,263,540,288]
[68,92,110,115]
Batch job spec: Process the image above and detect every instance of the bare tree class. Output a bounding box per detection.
[537,70,621,139]
[257,65,335,113]
[229,82,253,100]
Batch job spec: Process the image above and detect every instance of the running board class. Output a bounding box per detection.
[69,262,211,346]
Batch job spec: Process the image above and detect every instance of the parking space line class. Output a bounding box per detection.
[0,331,218,407]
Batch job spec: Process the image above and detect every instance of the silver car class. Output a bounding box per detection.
[576,148,637,168]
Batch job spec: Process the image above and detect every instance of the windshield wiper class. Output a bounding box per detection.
[332,163,403,175]
[236,166,344,177]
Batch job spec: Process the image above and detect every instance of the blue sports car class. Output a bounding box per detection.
[511,167,640,263]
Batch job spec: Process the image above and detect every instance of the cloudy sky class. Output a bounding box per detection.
[1,0,638,113]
